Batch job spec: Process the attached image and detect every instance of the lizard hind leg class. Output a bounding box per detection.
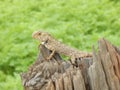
[70,56,78,67]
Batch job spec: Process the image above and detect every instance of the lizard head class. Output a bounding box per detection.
[32,31,50,44]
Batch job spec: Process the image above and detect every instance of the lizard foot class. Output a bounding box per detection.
[70,59,78,68]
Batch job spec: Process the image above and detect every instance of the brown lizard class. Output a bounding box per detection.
[32,31,92,65]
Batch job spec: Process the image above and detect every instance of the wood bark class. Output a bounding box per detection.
[21,38,120,90]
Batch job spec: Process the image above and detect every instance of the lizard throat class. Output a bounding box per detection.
[41,42,45,45]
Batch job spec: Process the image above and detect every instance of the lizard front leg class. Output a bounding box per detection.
[46,50,55,60]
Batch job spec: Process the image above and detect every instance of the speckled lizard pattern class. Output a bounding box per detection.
[32,31,92,64]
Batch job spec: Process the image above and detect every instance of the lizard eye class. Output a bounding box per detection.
[38,32,41,35]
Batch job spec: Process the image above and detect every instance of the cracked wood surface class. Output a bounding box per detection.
[21,39,120,90]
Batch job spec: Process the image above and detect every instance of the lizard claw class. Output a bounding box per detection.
[70,59,78,67]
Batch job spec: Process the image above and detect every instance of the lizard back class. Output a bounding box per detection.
[45,36,92,58]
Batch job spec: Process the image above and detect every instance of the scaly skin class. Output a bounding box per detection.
[32,31,92,64]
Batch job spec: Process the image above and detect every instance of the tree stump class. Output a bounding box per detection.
[21,38,120,90]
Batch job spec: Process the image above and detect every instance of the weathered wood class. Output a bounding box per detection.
[72,69,86,90]
[88,48,108,90]
[21,39,120,90]
[98,39,120,90]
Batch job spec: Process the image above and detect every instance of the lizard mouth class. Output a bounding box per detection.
[32,31,39,39]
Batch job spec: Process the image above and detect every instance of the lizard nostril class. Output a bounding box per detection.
[32,31,38,38]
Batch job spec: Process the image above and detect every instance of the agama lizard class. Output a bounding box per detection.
[32,31,92,65]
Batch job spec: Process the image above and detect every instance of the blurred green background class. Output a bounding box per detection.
[0,0,120,89]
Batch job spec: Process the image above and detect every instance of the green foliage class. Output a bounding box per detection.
[0,0,120,89]
[0,71,23,90]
